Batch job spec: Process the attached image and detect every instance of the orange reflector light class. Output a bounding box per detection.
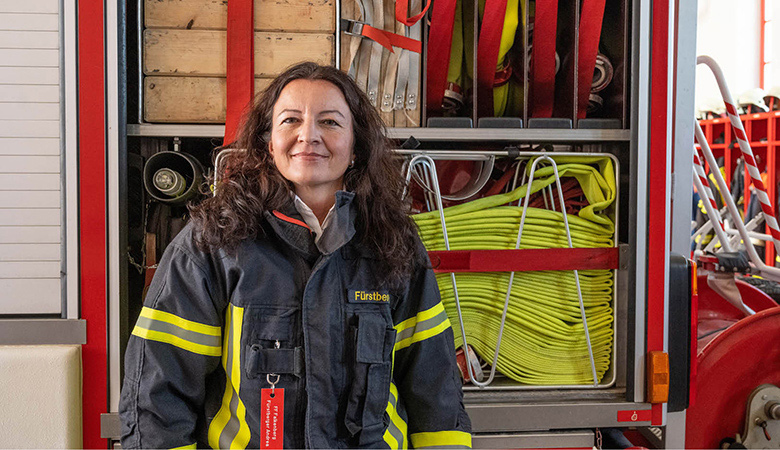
[646,351,669,403]
[690,260,697,296]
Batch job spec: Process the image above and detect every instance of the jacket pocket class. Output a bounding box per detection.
[344,312,396,446]
[244,308,303,379]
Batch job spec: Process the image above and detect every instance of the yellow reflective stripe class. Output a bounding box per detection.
[131,327,222,356]
[140,306,221,336]
[389,382,408,449]
[383,421,400,449]
[410,430,472,449]
[395,301,445,334]
[208,306,234,448]
[230,304,251,448]
[170,444,196,449]
[383,382,408,449]
[394,302,451,352]
[207,305,251,449]
[131,307,222,356]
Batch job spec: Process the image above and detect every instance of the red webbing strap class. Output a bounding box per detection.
[361,24,422,53]
[476,0,508,118]
[425,0,457,115]
[530,0,558,117]
[396,0,432,26]
[223,0,255,145]
[576,0,606,120]
[428,247,619,273]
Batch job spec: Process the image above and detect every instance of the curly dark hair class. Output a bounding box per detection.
[189,62,420,282]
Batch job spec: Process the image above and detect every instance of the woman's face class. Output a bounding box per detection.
[269,79,355,194]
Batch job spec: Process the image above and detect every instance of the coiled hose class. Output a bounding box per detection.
[412,156,617,385]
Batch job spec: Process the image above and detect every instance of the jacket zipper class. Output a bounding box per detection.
[302,253,330,449]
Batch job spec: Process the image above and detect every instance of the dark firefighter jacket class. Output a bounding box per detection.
[119,191,472,449]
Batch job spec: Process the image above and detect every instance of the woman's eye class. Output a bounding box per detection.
[281,117,299,124]
[321,119,340,126]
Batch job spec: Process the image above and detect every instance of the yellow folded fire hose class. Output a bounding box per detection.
[412,156,616,385]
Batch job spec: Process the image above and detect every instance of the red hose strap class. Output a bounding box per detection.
[576,0,606,120]
[425,0,457,115]
[428,247,619,273]
[476,0,508,118]
[360,23,422,53]
[396,0,432,26]
[223,0,255,145]
[530,0,558,117]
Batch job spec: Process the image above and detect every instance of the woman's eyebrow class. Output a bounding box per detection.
[278,108,302,116]
[318,110,345,118]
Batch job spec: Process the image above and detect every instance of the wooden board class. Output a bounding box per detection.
[144,29,334,77]
[145,0,335,33]
[144,76,273,123]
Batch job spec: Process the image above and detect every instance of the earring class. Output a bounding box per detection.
[350,158,355,168]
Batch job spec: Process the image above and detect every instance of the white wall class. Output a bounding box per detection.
[770,0,779,90]
[0,0,63,314]
[696,0,762,108]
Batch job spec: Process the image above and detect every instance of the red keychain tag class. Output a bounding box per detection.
[260,388,284,449]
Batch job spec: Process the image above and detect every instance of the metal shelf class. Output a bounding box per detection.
[127,123,632,142]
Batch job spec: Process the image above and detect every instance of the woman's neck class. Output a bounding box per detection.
[294,186,338,224]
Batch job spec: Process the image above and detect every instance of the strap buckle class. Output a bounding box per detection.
[340,19,365,37]
[493,57,513,87]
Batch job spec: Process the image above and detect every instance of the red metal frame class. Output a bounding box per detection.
[698,110,780,265]
[647,0,670,426]
[78,0,108,445]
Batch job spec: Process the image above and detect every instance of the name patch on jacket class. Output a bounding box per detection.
[348,289,390,304]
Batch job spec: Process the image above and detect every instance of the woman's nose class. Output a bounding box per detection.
[297,117,321,143]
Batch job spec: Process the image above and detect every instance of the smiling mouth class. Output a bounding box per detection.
[292,152,327,161]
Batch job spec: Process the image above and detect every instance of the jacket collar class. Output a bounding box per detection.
[264,191,357,257]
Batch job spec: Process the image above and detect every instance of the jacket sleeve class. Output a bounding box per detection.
[119,240,224,449]
[392,243,472,449]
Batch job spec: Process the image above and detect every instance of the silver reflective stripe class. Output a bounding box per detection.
[386,389,405,448]
[219,307,241,448]
[220,384,242,448]
[415,446,470,449]
[395,308,450,345]
[135,315,221,348]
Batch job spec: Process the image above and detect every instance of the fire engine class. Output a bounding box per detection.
[1,0,778,448]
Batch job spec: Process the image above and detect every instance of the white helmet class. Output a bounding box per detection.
[698,97,726,119]
[737,88,770,114]
[764,86,780,111]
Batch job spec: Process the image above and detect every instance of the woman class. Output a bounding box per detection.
[119,62,472,449]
